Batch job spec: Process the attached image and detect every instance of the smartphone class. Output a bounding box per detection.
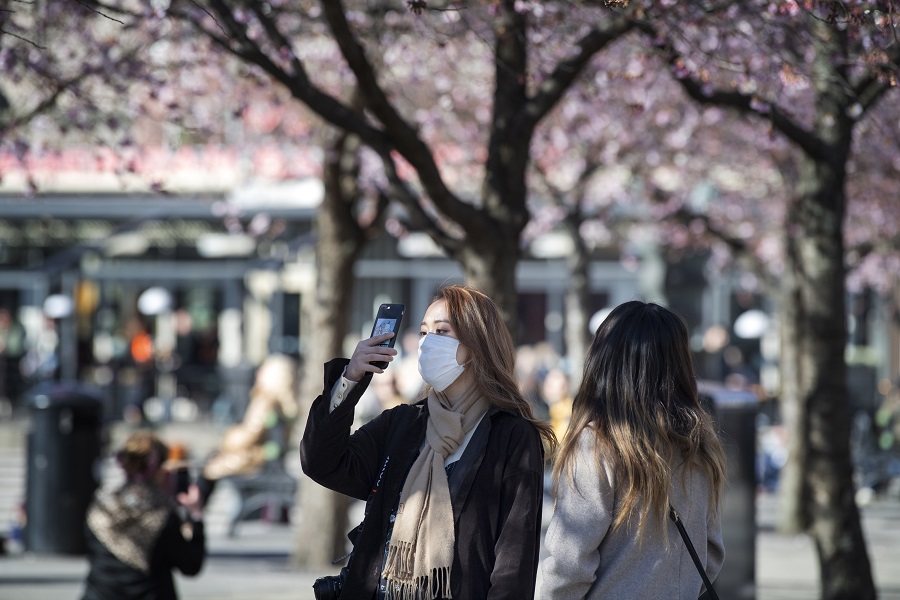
[172,466,191,497]
[370,303,405,369]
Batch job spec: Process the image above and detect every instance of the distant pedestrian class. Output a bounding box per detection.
[81,430,205,600]
[540,301,726,599]
[198,354,298,504]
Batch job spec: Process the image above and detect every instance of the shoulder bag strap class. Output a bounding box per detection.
[668,505,720,600]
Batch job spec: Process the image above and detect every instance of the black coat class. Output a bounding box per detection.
[82,514,204,600]
[300,358,545,600]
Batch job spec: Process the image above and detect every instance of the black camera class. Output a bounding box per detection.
[312,568,347,600]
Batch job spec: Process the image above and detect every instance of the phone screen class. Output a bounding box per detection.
[373,318,399,344]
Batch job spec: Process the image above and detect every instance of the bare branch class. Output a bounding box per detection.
[0,86,65,134]
[633,20,830,163]
[188,0,228,39]
[0,27,46,49]
[64,0,141,19]
[524,14,635,130]
[72,0,125,24]
[847,234,900,265]
[319,0,482,228]
[377,148,462,254]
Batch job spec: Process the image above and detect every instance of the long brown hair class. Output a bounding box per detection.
[552,301,726,538]
[433,284,557,451]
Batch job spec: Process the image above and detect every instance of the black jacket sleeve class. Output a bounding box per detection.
[157,513,206,576]
[299,358,397,500]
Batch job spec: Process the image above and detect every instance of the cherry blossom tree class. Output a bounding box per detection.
[35,5,899,590]
[51,1,641,563]
[87,0,635,336]
[529,74,635,379]
[0,1,150,159]
[525,4,898,596]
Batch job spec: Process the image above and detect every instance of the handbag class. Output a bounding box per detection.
[668,505,721,600]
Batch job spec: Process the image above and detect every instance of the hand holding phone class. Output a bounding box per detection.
[345,303,405,380]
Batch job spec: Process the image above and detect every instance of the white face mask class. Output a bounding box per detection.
[418,333,466,392]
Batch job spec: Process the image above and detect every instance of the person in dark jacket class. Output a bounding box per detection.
[301,284,557,600]
[82,430,205,600]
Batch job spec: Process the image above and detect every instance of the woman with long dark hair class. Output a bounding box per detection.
[541,301,726,599]
[301,284,555,599]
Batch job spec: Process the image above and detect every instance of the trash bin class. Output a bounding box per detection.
[24,382,105,555]
[699,381,758,600]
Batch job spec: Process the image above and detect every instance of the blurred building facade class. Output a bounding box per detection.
[0,173,645,423]
[0,151,896,432]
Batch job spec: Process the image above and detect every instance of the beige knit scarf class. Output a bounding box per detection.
[381,383,488,600]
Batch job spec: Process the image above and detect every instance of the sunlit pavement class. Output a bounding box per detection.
[1,419,899,600]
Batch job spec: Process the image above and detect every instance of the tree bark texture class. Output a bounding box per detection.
[455,231,522,338]
[778,154,875,599]
[563,214,591,388]
[776,261,806,535]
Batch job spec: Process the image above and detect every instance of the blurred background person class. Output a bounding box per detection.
[356,367,406,423]
[82,430,205,600]
[19,315,59,388]
[0,308,26,418]
[121,316,156,425]
[542,366,574,443]
[198,354,298,503]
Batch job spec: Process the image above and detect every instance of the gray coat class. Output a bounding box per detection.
[540,429,724,599]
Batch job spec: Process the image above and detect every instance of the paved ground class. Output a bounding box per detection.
[0,419,899,599]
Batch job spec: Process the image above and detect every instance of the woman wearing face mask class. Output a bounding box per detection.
[301,284,556,600]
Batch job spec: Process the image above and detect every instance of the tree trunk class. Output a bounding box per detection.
[563,215,591,387]
[778,155,875,598]
[292,244,354,568]
[293,133,369,568]
[457,233,521,341]
[776,258,807,534]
